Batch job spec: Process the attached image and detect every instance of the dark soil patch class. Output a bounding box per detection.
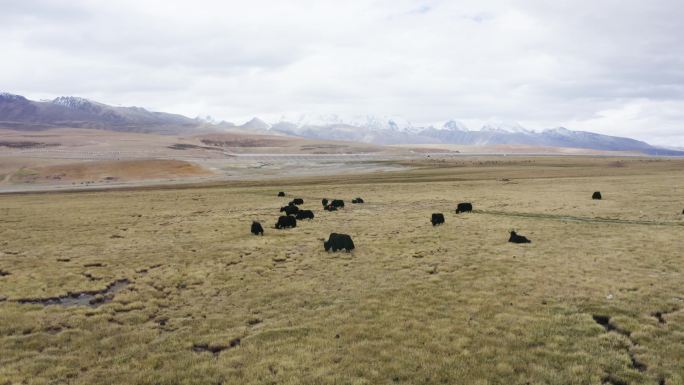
[83,263,105,268]
[593,314,646,373]
[44,326,63,334]
[136,264,162,274]
[0,141,59,149]
[602,375,629,385]
[630,353,647,372]
[201,138,287,147]
[651,308,679,325]
[168,143,215,151]
[652,311,666,324]
[81,272,101,281]
[192,343,227,356]
[592,315,615,332]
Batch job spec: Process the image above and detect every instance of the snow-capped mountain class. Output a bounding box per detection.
[2,92,681,155]
[480,122,532,134]
[269,115,439,145]
[239,117,271,130]
[52,96,105,112]
[259,116,683,155]
[0,92,203,134]
[443,120,469,131]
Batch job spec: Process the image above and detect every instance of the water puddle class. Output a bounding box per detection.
[17,279,130,307]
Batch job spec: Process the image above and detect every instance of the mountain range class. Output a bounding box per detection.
[1,92,682,155]
[266,117,682,155]
[0,92,202,134]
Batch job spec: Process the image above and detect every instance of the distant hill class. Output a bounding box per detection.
[2,93,682,155]
[265,117,684,156]
[0,92,203,134]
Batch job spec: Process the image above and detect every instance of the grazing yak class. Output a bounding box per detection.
[331,199,345,208]
[456,202,473,213]
[324,233,355,252]
[431,213,445,226]
[295,210,315,220]
[592,191,602,200]
[322,198,329,207]
[324,204,338,211]
[275,215,297,229]
[290,198,304,205]
[278,192,285,197]
[509,231,531,244]
[251,221,264,235]
[352,197,364,204]
[280,205,299,215]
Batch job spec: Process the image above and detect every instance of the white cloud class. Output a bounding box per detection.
[1,0,683,144]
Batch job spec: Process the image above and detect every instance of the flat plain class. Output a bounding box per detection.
[1,156,683,385]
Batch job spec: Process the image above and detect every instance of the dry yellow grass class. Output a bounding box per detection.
[0,157,683,385]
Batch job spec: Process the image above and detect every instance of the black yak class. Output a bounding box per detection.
[431,213,445,226]
[251,221,264,235]
[278,192,285,197]
[290,198,304,205]
[456,202,473,213]
[280,205,299,215]
[324,233,355,252]
[324,204,337,211]
[592,191,602,200]
[322,198,329,207]
[509,231,531,244]
[275,216,297,229]
[295,210,314,220]
[352,197,364,204]
[331,199,345,208]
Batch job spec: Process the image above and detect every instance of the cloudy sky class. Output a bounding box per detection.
[2,0,684,145]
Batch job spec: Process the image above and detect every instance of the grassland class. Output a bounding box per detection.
[0,157,683,385]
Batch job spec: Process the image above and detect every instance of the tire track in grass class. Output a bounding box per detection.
[472,210,684,227]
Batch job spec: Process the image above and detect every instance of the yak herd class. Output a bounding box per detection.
[251,193,361,252]
[252,190,667,252]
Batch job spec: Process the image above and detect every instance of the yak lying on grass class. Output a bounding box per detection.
[295,210,314,220]
[251,221,264,235]
[275,216,297,229]
[324,233,355,252]
[352,197,364,204]
[277,192,285,197]
[280,205,299,215]
[456,202,473,213]
[431,213,445,226]
[509,231,531,244]
[290,198,304,205]
[331,199,345,208]
[592,191,602,200]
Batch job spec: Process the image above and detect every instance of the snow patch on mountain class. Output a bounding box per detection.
[480,122,532,134]
[240,117,271,130]
[52,96,103,110]
[442,120,469,131]
[0,92,28,102]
